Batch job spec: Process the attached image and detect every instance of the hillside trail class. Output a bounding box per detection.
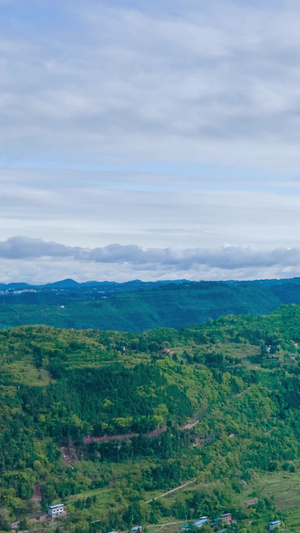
[147,520,188,529]
[146,479,196,503]
[83,419,200,444]
[180,419,199,430]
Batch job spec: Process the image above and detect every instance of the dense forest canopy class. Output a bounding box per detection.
[1,305,300,531]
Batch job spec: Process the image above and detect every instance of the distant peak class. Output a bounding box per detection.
[45,279,79,288]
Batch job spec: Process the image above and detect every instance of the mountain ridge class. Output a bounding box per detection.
[1,277,300,331]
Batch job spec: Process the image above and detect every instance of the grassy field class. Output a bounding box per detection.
[240,470,300,532]
[2,362,51,386]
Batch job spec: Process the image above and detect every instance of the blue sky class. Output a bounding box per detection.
[1,0,300,282]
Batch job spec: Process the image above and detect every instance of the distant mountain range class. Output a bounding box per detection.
[0,278,189,290]
[1,276,300,331]
[3,275,300,290]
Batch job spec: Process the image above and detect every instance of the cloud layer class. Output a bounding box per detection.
[2,0,300,170]
[1,236,300,283]
[2,1,300,281]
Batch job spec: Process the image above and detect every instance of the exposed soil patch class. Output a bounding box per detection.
[31,483,42,504]
[61,441,79,467]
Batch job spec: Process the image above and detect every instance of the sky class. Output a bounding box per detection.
[2,0,300,283]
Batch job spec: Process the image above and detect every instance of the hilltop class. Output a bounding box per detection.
[1,305,300,531]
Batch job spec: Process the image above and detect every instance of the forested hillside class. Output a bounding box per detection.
[0,279,297,331]
[1,305,300,531]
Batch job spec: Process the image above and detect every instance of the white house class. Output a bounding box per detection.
[48,504,64,517]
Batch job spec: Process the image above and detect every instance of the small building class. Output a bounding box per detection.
[221,513,232,524]
[269,521,281,531]
[48,504,64,517]
[131,527,142,533]
[194,517,208,528]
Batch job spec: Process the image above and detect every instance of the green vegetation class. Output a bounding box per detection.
[2,305,300,531]
[0,278,299,331]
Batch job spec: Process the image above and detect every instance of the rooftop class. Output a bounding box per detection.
[194,519,207,527]
[48,504,64,509]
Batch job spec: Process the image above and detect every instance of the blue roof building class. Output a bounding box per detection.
[194,518,207,527]
[48,504,64,518]
[269,521,281,531]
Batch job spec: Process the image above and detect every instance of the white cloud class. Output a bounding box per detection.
[1,0,300,170]
[1,236,300,283]
[1,1,300,281]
